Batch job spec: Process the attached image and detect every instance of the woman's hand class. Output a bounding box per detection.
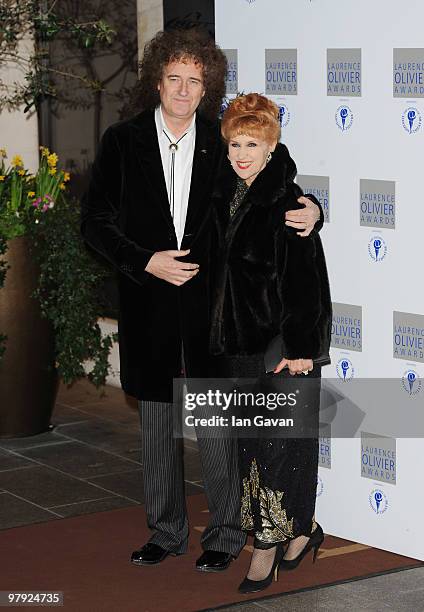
[285,197,320,237]
[274,358,313,375]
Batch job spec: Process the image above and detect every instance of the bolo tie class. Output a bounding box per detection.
[162,129,189,219]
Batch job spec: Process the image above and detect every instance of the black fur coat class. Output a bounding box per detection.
[209,143,332,361]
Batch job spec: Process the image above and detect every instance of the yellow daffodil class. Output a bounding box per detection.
[63,172,71,182]
[28,191,35,197]
[49,168,57,176]
[59,183,66,190]
[47,153,58,167]
[0,148,6,158]
[0,175,5,182]
[39,146,49,157]
[11,155,23,168]
[18,169,25,176]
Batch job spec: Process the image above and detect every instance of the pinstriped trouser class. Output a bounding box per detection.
[138,400,246,556]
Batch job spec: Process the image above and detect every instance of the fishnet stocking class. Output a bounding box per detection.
[246,546,278,581]
[283,535,310,561]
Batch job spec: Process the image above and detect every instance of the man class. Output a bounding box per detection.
[81,28,322,572]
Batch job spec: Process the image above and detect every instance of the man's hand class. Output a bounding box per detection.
[274,357,313,375]
[145,249,199,286]
[285,196,320,237]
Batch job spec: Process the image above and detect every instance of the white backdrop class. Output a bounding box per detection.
[215,0,424,560]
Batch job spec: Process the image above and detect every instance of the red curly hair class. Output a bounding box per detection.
[221,93,281,144]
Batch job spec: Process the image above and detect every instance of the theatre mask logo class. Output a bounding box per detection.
[265,49,297,95]
[369,489,389,515]
[335,105,353,131]
[297,175,330,223]
[327,49,361,97]
[393,49,424,98]
[401,107,422,134]
[393,312,424,364]
[401,368,422,396]
[276,101,291,128]
[331,303,362,352]
[319,424,331,469]
[223,50,238,95]
[336,357,354,381]
[360,180,395,230]
[368,234,387,262]
[361,432,396,485]
[219,97,230,119]
[316,474,324,497]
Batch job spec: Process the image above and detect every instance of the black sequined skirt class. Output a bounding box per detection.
[213,353,320,548]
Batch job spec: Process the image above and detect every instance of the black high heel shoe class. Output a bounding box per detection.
[238,543,284,594]
[279,524,324,571]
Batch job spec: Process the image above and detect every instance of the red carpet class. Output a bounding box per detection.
[1,494,421,612]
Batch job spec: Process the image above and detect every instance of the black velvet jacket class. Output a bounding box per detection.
[81,110,222,402]
[210,143,332,361]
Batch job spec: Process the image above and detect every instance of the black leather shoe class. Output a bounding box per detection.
[195,550,234,572]
[131,543,172,566]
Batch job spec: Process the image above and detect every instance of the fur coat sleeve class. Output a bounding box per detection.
[275,185,332,359]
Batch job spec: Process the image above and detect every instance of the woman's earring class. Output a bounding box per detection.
[266,152,272,163]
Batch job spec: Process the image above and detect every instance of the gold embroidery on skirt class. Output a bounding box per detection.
[241,477,254,530]
[255,486,294,544]
[240,458,301,542]
[250,458,259,499]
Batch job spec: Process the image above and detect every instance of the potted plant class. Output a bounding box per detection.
[0,147,116,437]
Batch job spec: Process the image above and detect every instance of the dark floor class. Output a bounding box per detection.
[0,379,202,530]
[1,379,423,611]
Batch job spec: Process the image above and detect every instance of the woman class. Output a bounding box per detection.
[209,93,332,593]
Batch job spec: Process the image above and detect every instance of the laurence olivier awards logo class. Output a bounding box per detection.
[223,49,238,95]
[401,107,422,134]
[319,424,331,469]
[297,175,330,222]
[336,357,354,381]
[316,474,324,497]
[361,432,396,485]
[327,49,361,97]
[274,99,290,128]
[368,235,387,262]
[393,48,424,98]
[369,489,389,515]
[265,49,297,95]
[360,180,395,230]
[331,303,362,352]
[335,105,353,131]
[401,368,422,396]
[219,97,230,119]
[393,311,424,364]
